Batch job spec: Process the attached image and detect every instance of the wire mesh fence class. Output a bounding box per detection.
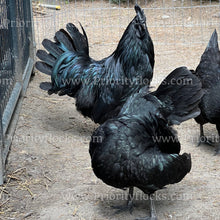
[33,0,220,51]
[0,0,35,184]
[0,1,14,122]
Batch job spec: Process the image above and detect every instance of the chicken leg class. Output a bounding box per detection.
[135,194,158,220]
[197,124,214,146]
[112,187,134,214]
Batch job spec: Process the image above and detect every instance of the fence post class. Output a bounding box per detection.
[21,0,36,96]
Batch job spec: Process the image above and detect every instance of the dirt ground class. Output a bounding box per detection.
[1,1,220,220]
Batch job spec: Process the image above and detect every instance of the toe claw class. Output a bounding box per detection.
[197,136,214,147]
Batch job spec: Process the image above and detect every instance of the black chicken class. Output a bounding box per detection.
[89,67,203,219]
[35,5,154,124]
[193,29,220,155]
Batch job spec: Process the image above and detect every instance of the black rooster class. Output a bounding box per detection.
[193,30,220,155]
[35,5,154,124]
[89,67,203,219]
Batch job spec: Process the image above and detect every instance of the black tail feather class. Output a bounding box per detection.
[36,50,56,66]
[55,29,75,51]
[79,22,89,53]
[35,61,52,76]
[198,29,220,68]
[153,66,203,125]
[205,29,219,52]
[40,82,52,91]
[66,23,89,55]
[42,39,63,57]
[36,22,89,86]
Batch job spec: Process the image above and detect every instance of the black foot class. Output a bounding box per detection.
[197,135,214,147]
[135,216,158,220]
[112,200,135,214]
[136,194,158,220]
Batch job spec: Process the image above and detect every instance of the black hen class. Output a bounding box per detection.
[35,5,154,124]
[89,67,203,219]
[193,30,220,154]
